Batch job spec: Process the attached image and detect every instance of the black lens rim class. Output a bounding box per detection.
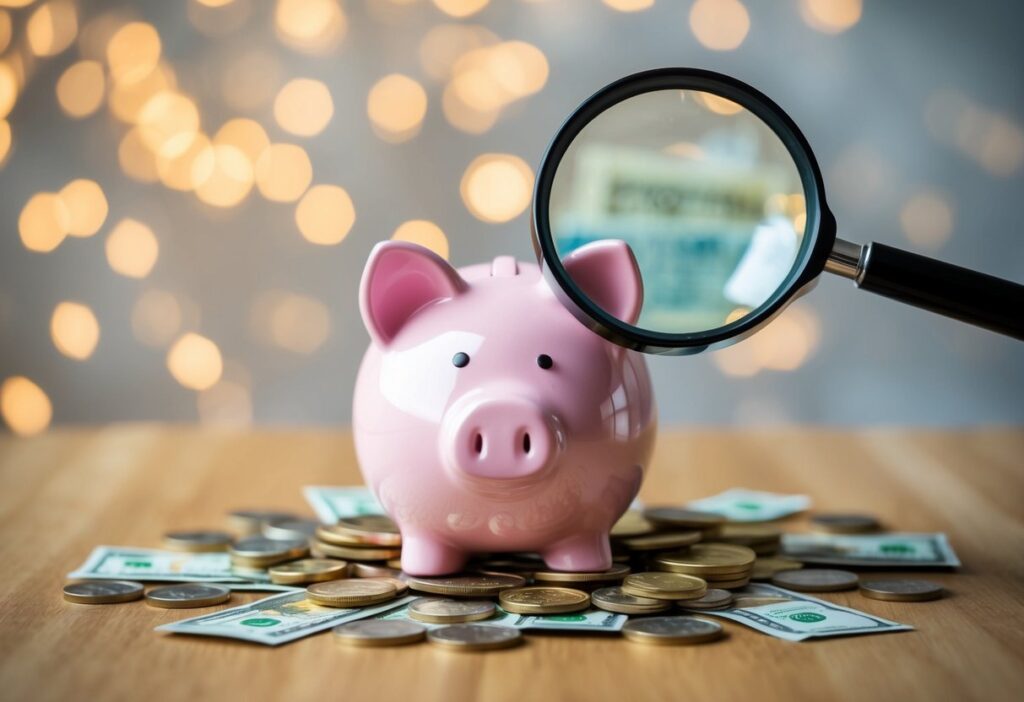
[531,67,837,355]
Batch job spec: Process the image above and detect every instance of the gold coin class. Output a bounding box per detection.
[332,515,402,546]
[531,564,630,584]
[591,586,671,615]
[360,576,409,596]
[751,557,803,581]
[677,588,733,610]
[611,510,656,538]
[619,530,702,551]
[702,576,750,590]
[642,507,726,529]
[652,543,756,575]
[621,572,707,600]
[499,586,590,614]
[716,524,782,545]
[269,559,348,585]
[312,540,402,562]
[229,536,309,567]
[333,619,425,647]
[810,513,881,534]
[407,573,526,597]
[351,563,403,579]
[859,579,944,602]
[408,598,496,623]
[306,580,396,608]
[226,510,297,536]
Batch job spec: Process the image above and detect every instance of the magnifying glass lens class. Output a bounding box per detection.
[549,88,809,336]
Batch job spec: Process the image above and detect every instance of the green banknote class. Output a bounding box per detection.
[156,593,417,645]
[693,584,912,641]
[781,533,961,567]
[68,546,246,583]
[687,488,811,522]
[375,599,626,633]
[302,486,384,523]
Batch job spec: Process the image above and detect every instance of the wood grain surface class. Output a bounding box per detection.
[1,425,1022,702]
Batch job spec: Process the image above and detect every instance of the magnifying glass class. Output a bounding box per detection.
[532,68,1024,354]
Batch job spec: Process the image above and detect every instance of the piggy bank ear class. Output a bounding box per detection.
[360,241,467,346]
[563,240,644,326]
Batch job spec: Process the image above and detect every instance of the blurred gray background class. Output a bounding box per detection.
[1,0,1022,433]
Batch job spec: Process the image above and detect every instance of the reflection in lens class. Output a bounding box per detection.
[549,89,807,335]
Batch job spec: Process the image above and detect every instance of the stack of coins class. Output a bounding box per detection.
[651,543,756,589]
[406,573,526,598]
[714,524,782,555]
[591,586,671,615]
[313,516,403,563]
[229,536,309,578]
[810,512,881,534]
[529,564,630,592]
[641,507,725,539]
[621,572,708,602]
[162,530,234,553]
[307,579,398,608]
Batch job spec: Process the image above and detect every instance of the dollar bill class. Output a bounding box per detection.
[68,546,246,583]
[156,593,417,645]
[302,486,384,524]
[225,582,304,593]
[375,599,626,633]
[695,584,912,641]
[687,488,811,522]
[781,532,961,568]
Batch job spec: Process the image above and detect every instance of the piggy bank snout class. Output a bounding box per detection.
[443,395,560,481]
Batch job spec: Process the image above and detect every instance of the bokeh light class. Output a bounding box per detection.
[55,60,105,118]
[214,118,270,163]
[295,184,355,245]
[274,0,347,54]
[0,11,11,55]
[0,119,10,167]
[0,376,52,437]
[108,62,176,123]
[132,289,186,347]
[367,73,428,142]
[391,219,449,259]
[0,60,17,119]
[58,179,108,237]
[603,0,655,12]
[194,144,254,208]
[188,0,252,38]
[118,127,160,183]
[255,143,312,202]
[166,332,223,391]
[251,290,331,354]
[900,190,954,250]
[136,91,200,155]
[418,24,498,82]
[50,301,100,360]
[925,90,1024,177]
[105,218,159,278]
[274,78,334,137]
[156,132,214,191]
[696,91,743,115]
[27,0,78,57]
[19,192,70,253]
[689,0,750,51]
[713,304,820,377]
[432,0,489,19]
[799,0,862,35]
[460,153,534,223]
[222,51,282,111]
[106,21,161,84]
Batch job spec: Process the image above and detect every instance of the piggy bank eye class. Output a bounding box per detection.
[452,352,470,368]
[537,354,553,370]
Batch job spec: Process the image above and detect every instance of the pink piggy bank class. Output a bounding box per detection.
[352,239,657,575]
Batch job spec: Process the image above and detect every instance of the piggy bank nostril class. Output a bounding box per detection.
[522,432,531,455]
[473,432,484,455]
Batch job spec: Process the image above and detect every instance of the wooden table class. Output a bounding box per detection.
[2,426,1023,702]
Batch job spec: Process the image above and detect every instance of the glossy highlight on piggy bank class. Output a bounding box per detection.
[352,240,657,576]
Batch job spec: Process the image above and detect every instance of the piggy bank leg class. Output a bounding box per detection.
[400,534,470,576]
[541,532,612,572]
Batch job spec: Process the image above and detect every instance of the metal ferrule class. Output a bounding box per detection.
[824,238,865,280]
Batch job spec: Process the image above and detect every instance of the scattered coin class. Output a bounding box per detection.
[811,513,881,534]
[622,616,724,645]
[351,563,403,579]
[307,580,396,608]
[619,530,703,551]
[699,576,750,590]
[162,530,234,553]
[716,524,782,547]
[409,598,496,624]
[229,536,309,567]
[426,624,522,652]
[610,510,656,538]
[63,580,144,605]
[771,568,859,592]
[531,564,630,585]
[145,584,231,609]
[333,619,426,647]
[591,586,671,615]
[360,576,409,596]
[678,589,734,611]
[227,510,297,535]
[312,540,402,562]
[622,572,708,601]
[407,573,526,597]
[860,579,944,602]
[751,557,804,581]
[652,544,756,575]
[332,515,402,546]
[642,507,726,529]
[262,517,319,542]
[268,559,348,585]
[499,587,590,614]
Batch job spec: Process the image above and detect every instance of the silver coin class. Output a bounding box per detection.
[678,588,734,610]
[163,530,234,552]
[622,616,724,645]
[145,583,231,608]
[227,510,298,534]
[262,517,319,541]
[230,536,308,557]
[772,568,859,592]
[859,579,945,602]
[591,586,671,614]
[409,598,496,623]
[427,624,523,651]
[333,619,426,646]
[63,580,144,604]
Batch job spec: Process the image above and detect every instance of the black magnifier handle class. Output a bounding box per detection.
[825,239,1024,340]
